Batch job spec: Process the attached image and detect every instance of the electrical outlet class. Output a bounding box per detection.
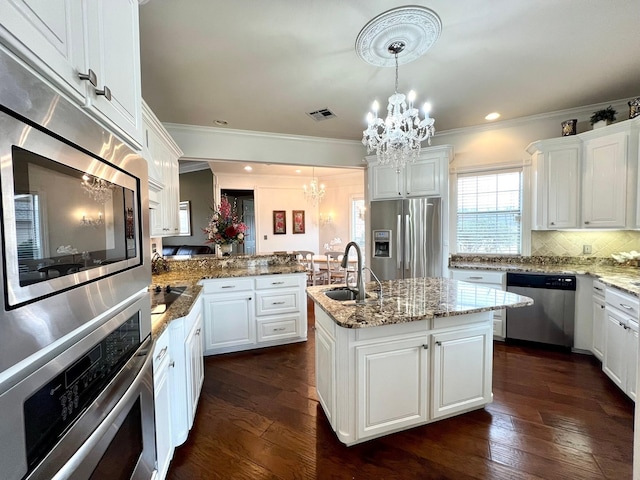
[583,244,592,254]
[264,235,267,240]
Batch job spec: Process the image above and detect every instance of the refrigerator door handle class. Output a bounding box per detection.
[405,214,411,268]
[396,214,402,270]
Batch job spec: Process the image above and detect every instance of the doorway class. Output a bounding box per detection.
[221,189,255,255]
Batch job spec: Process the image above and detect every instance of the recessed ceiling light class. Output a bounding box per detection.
[244,166,253,172]
[214,119,229,126]
[295,169,302,174]
[485,112,500,121]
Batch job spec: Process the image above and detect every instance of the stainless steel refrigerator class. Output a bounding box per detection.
[370,197,442,280]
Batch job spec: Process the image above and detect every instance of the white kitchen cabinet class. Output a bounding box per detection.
[314,305,494,446]
[203,291,255,352]
[201,274,307,355]
[315,320,336,429]
[431,325,492,419]
[581,132,628,228]
[367,146,452,200]
[603,286,639,400]
[143,101,182,238]
[356,336,429,440]
[528,118,640,230]
[152,329,173,480]
[450,269,506,339]
[0,0,143,149]
[592,280,606,360]
[184,303,204,428]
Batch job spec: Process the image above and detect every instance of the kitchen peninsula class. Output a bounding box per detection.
[306,277,533,445]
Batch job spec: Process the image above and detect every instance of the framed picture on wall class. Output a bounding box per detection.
[292,210,305,234]
[273,210,286,234]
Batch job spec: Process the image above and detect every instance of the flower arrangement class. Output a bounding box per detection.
[203,196,247,245]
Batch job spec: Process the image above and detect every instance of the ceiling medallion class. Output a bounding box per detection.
[355,6,442,67]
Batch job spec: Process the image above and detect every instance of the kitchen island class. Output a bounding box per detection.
[306,277,533,445]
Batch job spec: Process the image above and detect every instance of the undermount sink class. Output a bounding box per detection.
[324,287,359,301]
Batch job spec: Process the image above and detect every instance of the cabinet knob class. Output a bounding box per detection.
[95,85,112,101]
[169,360,175,368]
[195,328,201,336]
[584,221,590,225]
[78,68,97,87]
[550,222,555,226]
[435,341,442,346]
[422,344,429,350]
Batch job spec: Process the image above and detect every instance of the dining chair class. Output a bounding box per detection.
[325,251,348,285]
[295,251,327,286]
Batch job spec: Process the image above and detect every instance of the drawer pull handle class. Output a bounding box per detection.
[155,346,168,362]
[273,327,286,332]
[272,281,285,285]
[195,328,201,336]
[594,286,603,292]
[221,285,236,289]
[620,303,633,310]
[468,276,483,280]
[272,301,285,305]
[95,84,112,101]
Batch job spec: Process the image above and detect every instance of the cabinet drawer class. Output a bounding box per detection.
[606,287,639,318]
[255,275,301,290]
[257,315,299,342]
[256,290,300,316]
[450,270,504,285]
[153,329,171,372]
[202,278,253,294]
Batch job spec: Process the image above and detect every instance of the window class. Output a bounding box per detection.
[456,169,522,254]
[350,196,366,251]
[15,194,45,262]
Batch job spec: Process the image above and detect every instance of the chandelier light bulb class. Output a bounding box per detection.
[423,102,431,115]
[407,90,416,104]
[372,100,379,113]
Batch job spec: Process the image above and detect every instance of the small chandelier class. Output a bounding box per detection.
[303,168,325,205]
[81,174,115,204]
[362,41,435,169]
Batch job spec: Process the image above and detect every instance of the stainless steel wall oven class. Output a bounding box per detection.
[0,293,155,480]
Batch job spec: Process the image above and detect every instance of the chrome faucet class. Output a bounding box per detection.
[342,242,366,303]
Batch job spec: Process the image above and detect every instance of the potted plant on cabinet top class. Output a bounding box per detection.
[590,106,617,129]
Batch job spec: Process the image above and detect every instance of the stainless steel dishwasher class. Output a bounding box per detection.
[506,272,576,348]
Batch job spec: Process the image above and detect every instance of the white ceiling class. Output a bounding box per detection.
[139,1,640,142]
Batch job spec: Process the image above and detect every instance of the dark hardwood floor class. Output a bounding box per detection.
[168,302,634,479]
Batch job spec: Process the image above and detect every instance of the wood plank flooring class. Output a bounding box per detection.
[168,303,634,479]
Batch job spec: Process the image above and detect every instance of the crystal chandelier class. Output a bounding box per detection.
[362,41,435,169]
[303,168,325,205]
[81,174,116,204]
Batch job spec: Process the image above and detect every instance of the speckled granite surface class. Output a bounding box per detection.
[449,255,640,297]
[150,254,305,336]
[306,278,533,329]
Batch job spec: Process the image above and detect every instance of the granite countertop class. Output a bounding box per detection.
[306,277,533,329]
[150,254,306,337]
[449,257,640,297]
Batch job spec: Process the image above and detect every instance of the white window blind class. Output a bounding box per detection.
[457,169,522,254]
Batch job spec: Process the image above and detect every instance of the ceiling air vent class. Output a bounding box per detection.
[307,108,336,121]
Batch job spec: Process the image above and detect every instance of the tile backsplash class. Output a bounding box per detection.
[531,230,640,257]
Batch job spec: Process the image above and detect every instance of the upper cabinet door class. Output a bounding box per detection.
[0,0,86,101]
[369,163,402,199]
[84,0,143,148]
[405,155,440,197]
[547,146,580,229]
[582,132,628,228]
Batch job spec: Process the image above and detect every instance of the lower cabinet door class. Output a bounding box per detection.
[315,322,336,429]
[626,327,638,401]
[356,336,429,440]
[185,312,204,427]
[603,311,626,390]
[153,351,173,480]
[592,297,606,360]
[431,325,492,419]
[203,293,255,352]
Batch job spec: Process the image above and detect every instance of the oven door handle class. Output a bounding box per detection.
[50,347,154,480]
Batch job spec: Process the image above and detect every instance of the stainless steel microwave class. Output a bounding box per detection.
[0,47,150,392]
